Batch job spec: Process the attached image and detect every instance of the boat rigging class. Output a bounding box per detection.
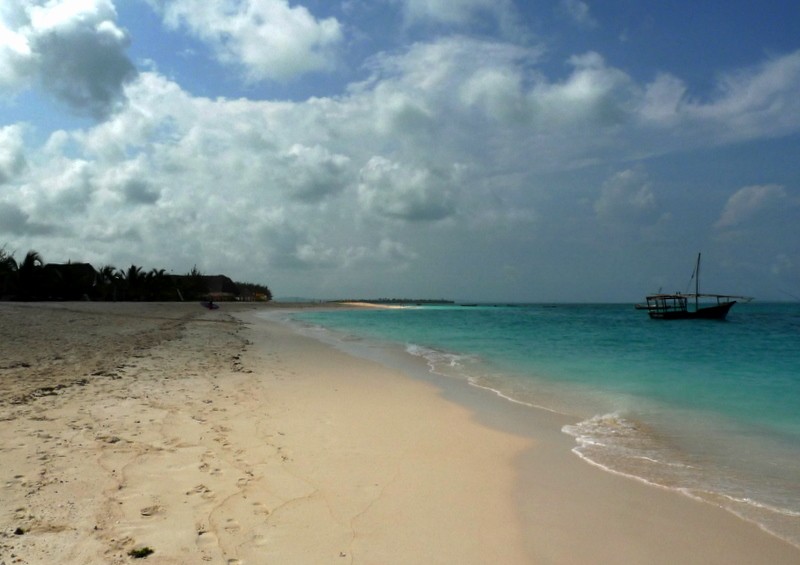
[635,253,753,320]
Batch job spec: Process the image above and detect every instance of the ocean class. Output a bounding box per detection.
[267,302,800,547]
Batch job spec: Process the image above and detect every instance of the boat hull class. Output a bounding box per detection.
[648,301,736,320]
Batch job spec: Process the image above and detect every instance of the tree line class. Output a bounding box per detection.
[0,248,272,303]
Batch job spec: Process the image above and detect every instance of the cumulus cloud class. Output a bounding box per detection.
[364,39,633,134]
[460,66,528,123]
[714,184,789,229]
[0,202,55,235]
[4,24,800,298]
[533,52,634,127]
[0,0,136,119]
[121,180,159,205]
[594,167,657,225]
[0,125,27,183]
[147,0,343,82]
[38,159,96,216]
[357,156,455,221]
[639,73,687,124]
[98,159,161,206]
[277,144,351,202]
[0,3,34,92]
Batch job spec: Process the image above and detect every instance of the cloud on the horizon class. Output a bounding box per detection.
[0,0,136,119]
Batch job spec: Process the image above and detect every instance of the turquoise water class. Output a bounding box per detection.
[277,303,800,546]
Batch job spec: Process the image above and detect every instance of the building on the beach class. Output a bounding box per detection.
[201,275,241,301]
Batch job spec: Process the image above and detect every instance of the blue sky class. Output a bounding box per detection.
[1,0,799,301]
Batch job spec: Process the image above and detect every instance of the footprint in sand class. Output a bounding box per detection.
[196,530,219,549]
[251,502,270,516]
[139,505,164,517]
[187,484,216,500]
[251,533,269,547]
[223,518,241,533]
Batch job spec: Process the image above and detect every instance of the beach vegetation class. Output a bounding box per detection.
[0,247,272,303]
[0,246,16,297]
[95,265,121,301]
[0,249,45,300]
[16,250,45,300]
[128,546,154,558]
[121,265,145,301]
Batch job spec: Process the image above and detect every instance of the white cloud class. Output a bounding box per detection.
[532,52,634,127]
[714,184,789,229]
[148,0,343,82]
[395,0,512,26]
[639,73,687,124]
[357,156,455,221]
[4,25,800,299]
[655,51,800,142]
[96,156,161,206]
[460,66,527,123]
[594,167,657,225]
[362,39,635,134]
[0,201,56,235]
[0,0,135,118]
[277,144,351,202]
[0,13,33,92]
[558,0,597,29]
[0,124,27,183]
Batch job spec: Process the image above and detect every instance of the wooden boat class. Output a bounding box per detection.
[636,254,751,320]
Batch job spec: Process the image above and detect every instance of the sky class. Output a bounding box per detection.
[1,0,799,302]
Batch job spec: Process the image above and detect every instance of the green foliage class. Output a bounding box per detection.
[175,265,208,301]
[0,249,272,303]
[235,280,273,301]
[128,546,154,558]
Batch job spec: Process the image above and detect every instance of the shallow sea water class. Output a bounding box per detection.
[273,302,800,547]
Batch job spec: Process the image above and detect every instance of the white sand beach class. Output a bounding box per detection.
[1,302,798,564]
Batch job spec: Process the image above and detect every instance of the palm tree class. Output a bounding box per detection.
[121,264,144,301]
[95,265,119,301]
[0,247,17,298]
[174,265,207,301]
[145,268,170,300]
[16,250,44,300]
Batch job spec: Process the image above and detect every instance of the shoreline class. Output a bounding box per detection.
[1,302,798,563]
[253,306,800,562]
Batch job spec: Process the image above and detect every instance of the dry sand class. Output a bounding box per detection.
[1,302,798,564]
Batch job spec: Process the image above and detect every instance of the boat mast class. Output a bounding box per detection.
[695,252,701,311]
